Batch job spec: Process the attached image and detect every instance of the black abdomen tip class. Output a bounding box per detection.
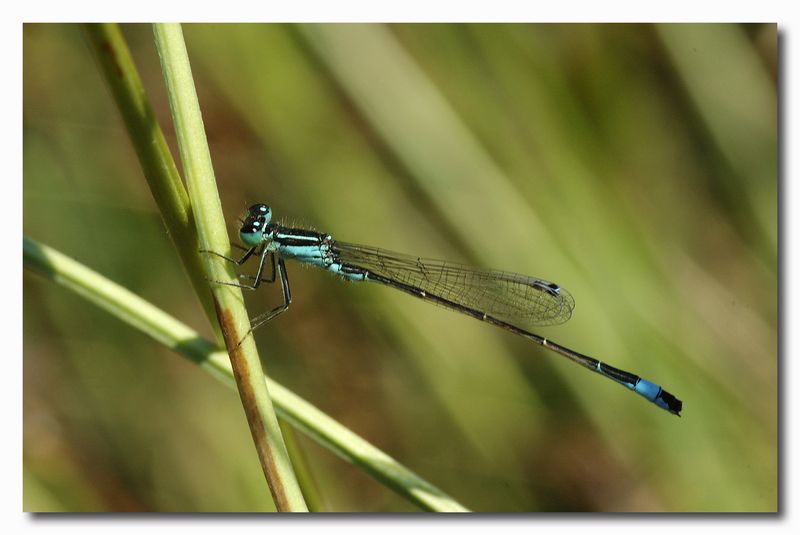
[660,390,683,416]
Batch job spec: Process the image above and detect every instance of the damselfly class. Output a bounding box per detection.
[206,203,682,416]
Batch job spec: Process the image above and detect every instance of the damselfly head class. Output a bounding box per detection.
[239,203,272,246]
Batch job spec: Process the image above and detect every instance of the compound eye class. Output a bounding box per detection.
[246,203,272,225]
[248,203,270,214]
[240,222,264,247]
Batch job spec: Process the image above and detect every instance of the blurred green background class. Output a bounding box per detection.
[23,23,777,512]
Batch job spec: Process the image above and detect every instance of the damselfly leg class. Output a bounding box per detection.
[201,247,293,343]
[248,257,291,332]
[202,245,275,289]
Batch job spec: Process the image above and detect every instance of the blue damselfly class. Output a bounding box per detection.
[206,203,682,416]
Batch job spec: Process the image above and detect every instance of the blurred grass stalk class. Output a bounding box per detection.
[151,22,305,511]
[83,23,218,336]
[23,236,468,513]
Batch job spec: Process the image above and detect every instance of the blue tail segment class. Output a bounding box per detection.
[633,378,682,416]
[597,361,682,416]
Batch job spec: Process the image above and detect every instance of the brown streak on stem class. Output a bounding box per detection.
[215,300,291,511]
[96,35,123,78]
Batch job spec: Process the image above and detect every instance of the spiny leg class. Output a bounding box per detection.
[235,247,273,290]
[205,246,275,291]
[239,253,277,285]
[249,258,291,329]
[203,244,290,345]
[236,257,292,346]
[200,244,258,266]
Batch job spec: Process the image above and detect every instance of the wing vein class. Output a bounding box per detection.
[331,241,574,327]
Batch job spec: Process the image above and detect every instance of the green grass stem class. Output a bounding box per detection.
[83,23,218,336]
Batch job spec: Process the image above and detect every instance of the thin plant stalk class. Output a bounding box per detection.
[85,22,318,508]
[152,22,306,511]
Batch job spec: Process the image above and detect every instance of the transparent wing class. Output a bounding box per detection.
[332,241,574,327]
